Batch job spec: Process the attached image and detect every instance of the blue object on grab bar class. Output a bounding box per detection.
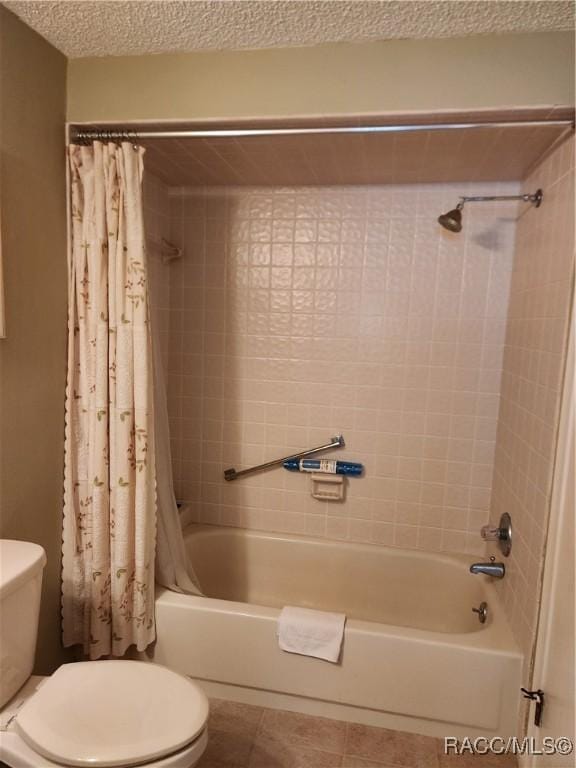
[283,459,364,476]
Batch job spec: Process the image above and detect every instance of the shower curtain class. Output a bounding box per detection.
[62,141,201,659]
[152,289,202,596]
[62,142,157,659]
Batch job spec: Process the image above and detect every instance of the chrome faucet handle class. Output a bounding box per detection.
[481,525,501,541]
[480,512,512,557]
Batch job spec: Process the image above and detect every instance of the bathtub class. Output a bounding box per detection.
[152,523,523,739]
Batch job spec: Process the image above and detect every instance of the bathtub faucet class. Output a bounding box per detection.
[469,556,505,579]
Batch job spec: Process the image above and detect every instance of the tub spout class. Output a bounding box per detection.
[470,557,505,579]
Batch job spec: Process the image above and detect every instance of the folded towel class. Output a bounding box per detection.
[277,606,346,663]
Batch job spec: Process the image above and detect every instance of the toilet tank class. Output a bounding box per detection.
[0,540,46,708]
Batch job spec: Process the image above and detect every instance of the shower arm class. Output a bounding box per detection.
[457,190,543,208]
[224,435,345,481]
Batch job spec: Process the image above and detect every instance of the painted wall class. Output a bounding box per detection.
[490,135,575,710]
[0,6,69,672]
[67,32,575,123]
[146,179,521,556]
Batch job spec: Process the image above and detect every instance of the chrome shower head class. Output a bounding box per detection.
[437,189,543,233]
[438,203,463,233]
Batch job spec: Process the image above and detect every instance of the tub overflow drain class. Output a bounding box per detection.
[472,601,488,624]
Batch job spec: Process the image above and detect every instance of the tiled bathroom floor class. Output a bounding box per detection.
[198,699,517,768]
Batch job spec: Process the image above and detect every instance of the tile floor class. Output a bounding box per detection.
[197,699,518,768]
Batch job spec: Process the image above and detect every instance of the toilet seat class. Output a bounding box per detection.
[12,661,209,768]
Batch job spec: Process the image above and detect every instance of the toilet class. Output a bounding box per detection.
[0,540,209,768]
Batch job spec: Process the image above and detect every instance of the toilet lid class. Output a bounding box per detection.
[14,661,209,767]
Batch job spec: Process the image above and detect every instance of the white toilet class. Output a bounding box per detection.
[0,540,209,768]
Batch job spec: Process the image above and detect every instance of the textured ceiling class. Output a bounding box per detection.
[4,0,574,58]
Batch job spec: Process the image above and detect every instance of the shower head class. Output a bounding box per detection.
[437,189,543,234]
[438,204,463,233]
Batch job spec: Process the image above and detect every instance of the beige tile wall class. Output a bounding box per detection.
[161,181,523,555]
[141,118,570,188]
[490,136,575,675]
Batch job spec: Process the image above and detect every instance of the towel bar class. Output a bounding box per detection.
[224,435,345,481]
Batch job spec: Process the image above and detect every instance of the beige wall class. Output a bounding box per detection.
[146,178,521,556]
[0,6,69,672]
[490,136,574,721]
[67,32,575,124]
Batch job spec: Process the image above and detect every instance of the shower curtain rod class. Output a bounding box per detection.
[70,119,575,142]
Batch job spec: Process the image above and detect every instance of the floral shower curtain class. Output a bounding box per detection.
[62,142,156,659]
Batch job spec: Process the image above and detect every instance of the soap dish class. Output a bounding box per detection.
[310,473,345,501]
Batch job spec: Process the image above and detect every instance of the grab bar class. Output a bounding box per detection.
[224,435,345,481]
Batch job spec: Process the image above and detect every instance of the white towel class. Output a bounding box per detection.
[277,606,346,663]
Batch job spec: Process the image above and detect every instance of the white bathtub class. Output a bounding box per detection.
[152,524,523,739]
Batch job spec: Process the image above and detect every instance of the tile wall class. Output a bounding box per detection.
[490,136,575,675]
[162,181,521,555]
[141,114,569,188]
